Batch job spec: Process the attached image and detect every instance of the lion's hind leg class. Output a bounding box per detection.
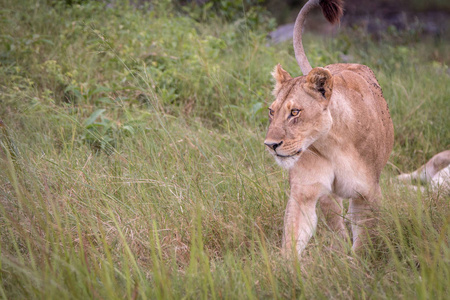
[348,186,382,254]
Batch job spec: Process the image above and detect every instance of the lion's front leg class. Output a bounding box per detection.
[282,184,321,257]
[319,195,350,243]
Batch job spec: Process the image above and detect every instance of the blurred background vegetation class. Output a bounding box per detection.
[0,0,449,298]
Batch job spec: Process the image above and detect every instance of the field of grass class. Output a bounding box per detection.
[0,0,449,298]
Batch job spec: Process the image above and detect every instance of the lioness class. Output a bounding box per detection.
[397,150,450,194]
[264,0,394,256]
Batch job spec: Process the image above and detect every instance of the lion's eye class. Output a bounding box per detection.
[291,109,301,116]
[269,109,274,117]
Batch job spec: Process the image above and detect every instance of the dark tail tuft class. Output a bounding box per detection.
[319,0,344,24]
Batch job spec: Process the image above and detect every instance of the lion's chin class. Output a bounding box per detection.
[274,155,300,170]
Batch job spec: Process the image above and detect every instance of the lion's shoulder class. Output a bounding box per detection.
[322,63,394,174]
[324,63,374,76]
[325,63,384,101]
[324,63,384,97]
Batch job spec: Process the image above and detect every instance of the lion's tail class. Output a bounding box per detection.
[293,0,344,75]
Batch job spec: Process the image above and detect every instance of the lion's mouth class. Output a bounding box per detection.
[275,149,302,158]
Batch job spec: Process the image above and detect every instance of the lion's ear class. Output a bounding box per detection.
[306,67,333,101]
[272,64,292,96]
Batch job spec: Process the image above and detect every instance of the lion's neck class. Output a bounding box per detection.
[311,127,349,161]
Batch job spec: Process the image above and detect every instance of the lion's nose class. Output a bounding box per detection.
[264,140,283,151]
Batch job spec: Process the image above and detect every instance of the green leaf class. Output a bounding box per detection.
[84,109,106,126]
[96,97,114,104]
[38,39,55,45]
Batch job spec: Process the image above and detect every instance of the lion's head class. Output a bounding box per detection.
[264,64,334,169]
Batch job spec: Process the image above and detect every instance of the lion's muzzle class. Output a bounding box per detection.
[264,140,283,151]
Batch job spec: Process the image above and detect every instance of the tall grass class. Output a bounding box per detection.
[0,0,449,298]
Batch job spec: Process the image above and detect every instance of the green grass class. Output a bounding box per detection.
[407,0,450,11]
[1,0,449,298]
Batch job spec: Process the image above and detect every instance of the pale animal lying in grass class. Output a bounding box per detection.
[264,0,394,257]
[397,150,450,194]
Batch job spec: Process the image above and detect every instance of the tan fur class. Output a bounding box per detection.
[266,64,394,257]
[293,0,343,75]
[397,150,450,194]
[264,0,394,257]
